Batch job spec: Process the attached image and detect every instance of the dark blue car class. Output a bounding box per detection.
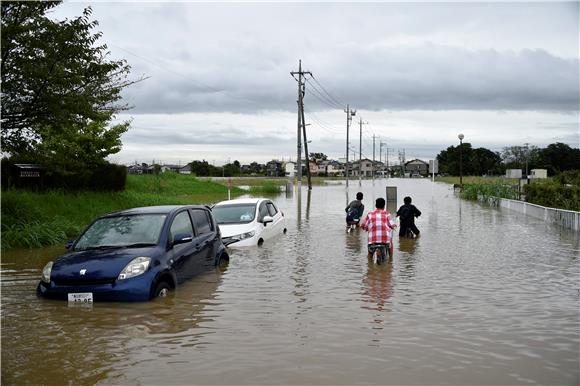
[37,205,229,302]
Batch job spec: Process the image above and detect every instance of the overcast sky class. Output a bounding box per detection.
[53,1,579,166]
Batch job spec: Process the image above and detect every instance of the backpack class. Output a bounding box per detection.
[399,206,413,221]
[346,207,359,222]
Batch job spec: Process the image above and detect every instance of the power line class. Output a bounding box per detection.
[308,74,345,109]
[305,77,344,110]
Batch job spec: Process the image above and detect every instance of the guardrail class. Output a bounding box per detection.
[478,195,580,231]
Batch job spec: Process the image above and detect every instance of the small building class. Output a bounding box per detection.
[530,169,547,179]
[506,169,522,179]
[308,160,319,175]
[283,161,295,177]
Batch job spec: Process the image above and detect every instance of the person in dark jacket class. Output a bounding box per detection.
[396,196,421,238]
[345,192,365,229]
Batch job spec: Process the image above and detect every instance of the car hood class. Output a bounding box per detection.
[218,223,256,238]
[51,247,159,282]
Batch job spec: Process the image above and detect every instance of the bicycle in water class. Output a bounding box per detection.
[368,243,390,264]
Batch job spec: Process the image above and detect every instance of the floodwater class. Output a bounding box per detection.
[2,179,579,385]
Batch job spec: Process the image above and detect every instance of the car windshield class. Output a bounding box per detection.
[74,214,166,250]
[212,204,256,224]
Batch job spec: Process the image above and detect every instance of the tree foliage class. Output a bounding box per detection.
[437,143,503,176]
[536,143,580,176]
[309,152,327,161]
[1,1,134,166]
[438,142,578,177]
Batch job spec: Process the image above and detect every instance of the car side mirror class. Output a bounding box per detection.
[262,216,273,225]
[172,233,193,246]
[65,240,74,250]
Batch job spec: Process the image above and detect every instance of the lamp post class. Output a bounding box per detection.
[458,133,464,189]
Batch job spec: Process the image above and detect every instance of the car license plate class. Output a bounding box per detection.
[68,292,93,303]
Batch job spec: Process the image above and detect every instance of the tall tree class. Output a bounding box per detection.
[537,143,580,175]
[1,1,135,164]
[436,143,473,176]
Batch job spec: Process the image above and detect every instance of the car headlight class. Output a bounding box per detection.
[232,231,255,241]
[118,257,151,280]
[41,261,53,283]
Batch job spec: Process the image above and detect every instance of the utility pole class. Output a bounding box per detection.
[399,149,406,177]
[344,105,356,187]
[301,95,312,190]
[291,60,311,185]
[372,135,376,181]
[358,117,368,186]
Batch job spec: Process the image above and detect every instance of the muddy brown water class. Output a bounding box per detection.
[2,179,579,385]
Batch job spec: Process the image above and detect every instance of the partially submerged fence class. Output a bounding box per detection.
[479,196,580,231]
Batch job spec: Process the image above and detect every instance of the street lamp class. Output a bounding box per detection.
[458,133,464,189]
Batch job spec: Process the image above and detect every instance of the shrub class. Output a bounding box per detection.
[524,181,579,211]
[461,183,519,201]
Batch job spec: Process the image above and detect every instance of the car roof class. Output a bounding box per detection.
[214,198,266,206]
[103,205,208,217]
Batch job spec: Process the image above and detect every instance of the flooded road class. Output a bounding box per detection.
[2,179,579,385]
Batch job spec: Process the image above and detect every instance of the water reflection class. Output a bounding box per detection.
[1,269,224,385]
[361,259,393,313]
[398,237,418,255]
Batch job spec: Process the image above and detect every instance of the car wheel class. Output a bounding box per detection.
[215,254,229,270]
[154,281,171,298]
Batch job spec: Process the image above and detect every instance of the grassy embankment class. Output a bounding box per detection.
[1,173,247,249]
[436,176,520,200]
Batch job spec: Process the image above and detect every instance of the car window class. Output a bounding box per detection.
[212,204,256,224]
[266,202,278,217]
[170,211,194,240]
[258,202,269,221]
[75,214,166,250]
[191,209,212,235]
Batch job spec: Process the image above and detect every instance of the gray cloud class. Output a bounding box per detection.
[121,44,578,115]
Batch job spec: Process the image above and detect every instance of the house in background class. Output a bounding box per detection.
[179,164,192,174]
[160,164,181,173]
[266,160,284,177]
[405,159,429,176]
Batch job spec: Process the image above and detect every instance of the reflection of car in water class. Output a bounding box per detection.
[37,205,229,302]
[212,198,287,247]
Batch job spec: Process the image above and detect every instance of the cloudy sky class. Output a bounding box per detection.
[53,1,579,166]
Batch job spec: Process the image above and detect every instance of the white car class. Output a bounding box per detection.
[212,198,287,247]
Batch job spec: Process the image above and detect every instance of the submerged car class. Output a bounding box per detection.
[212,198,286,247]
[37,205,229,302]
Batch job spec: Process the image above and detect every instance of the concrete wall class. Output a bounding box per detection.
[479,196,580,231]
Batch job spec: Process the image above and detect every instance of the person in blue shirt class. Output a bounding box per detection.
[345,192,365,230]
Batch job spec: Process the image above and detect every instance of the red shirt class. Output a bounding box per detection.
[361,209,396,245]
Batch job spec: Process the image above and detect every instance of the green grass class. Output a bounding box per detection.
[436,176,520,186]
[1,173,247,249]
[460,183,519,201]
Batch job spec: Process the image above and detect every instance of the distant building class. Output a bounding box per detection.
[530,169,547,179]
[405,159,429,176]
[127,164,154,174]
[283,161,295,177]
[506,169,522,179]
[266,160,284,177]
[160,164,181,173]
[179,164,192,174]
